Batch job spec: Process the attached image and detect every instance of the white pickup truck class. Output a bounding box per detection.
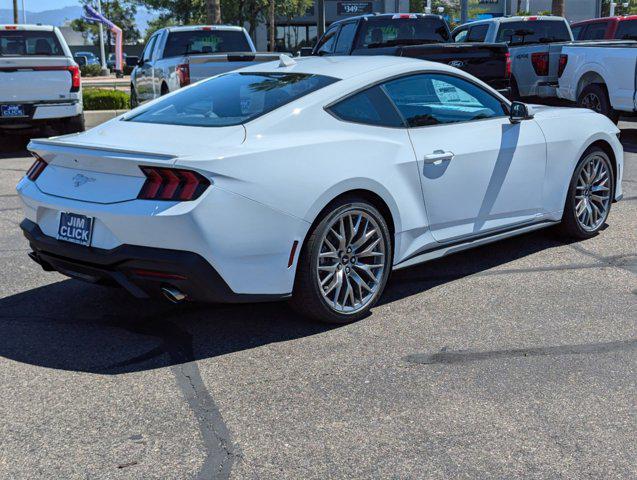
[452,16,574,99]
[557,41,637,123]
[130,25,281,107]
[0,24,83,134]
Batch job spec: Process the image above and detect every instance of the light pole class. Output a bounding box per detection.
[525,0,531,13]
[21,0,26,23]
[97,0,108,75]
[317,0,325,38]
[460,0,468,23]
[425,0,432,14]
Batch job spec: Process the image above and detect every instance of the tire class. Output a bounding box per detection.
[577,84,619,124]
[130,85,139,109]
[290,197,393,324]
[59,114,85,135]
[556,147,614,239]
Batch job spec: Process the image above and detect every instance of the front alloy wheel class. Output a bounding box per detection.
[291,198,392,323]
[557,147,614,239]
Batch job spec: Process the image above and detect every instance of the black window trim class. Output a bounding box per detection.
[324,70,512,130]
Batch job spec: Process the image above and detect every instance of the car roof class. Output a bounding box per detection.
[572,15,637,26]
[238,55,453,81]
[0,24,55,31]
[166,25,244,32]
[466,15,567,27]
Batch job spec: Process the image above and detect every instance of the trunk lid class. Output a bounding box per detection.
[29,120,246,204]
[0,56,74,102]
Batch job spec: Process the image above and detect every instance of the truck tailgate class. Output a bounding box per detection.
[0,57,75,102]
[397,43,509,89]
[188,53,283,82]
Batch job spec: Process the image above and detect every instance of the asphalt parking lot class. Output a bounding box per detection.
[0,125,635,479]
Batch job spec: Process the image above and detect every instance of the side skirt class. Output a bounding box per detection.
[393,220,559,271]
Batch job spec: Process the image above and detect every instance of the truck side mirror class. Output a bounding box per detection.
[510,101,535,123]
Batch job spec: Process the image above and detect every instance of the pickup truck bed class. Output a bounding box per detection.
[397,43,509,93]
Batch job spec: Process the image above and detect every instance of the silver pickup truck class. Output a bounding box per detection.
[130,25,281,108]
[452,16,573,99]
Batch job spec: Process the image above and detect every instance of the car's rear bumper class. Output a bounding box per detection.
[21,219,288,303]
[0,100,81,129]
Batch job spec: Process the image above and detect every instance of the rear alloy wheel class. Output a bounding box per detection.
[578,84,619,124]
[557,147,614,239]
[291,198,392,324]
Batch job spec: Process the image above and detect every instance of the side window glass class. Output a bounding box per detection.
[383,74,506,127]
[334,23,357,54]
[467,25,489,42]
[453,29,468,42]
[142,36,157,62]
[570,25,583,40]
[316,27,339,55]
[583,23,606,40]
[328,85,404,128]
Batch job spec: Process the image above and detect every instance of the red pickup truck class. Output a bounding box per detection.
[571,15,637,41]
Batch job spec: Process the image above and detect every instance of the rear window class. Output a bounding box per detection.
[356,16,450,48]
[163,30,251,58]
[0,30,64,56]
[615,20,637,40]
[496,20,571,45]
[128,72,338,127]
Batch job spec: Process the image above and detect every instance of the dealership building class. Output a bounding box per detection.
[254,0,603,52]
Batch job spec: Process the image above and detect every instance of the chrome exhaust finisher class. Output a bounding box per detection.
[161,285,187,304]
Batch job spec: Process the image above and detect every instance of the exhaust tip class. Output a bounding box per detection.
[161,285,187,304]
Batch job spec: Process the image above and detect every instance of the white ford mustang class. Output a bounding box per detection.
[17,56,624,323]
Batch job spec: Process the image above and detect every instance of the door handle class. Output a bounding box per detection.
[424,150,454,164]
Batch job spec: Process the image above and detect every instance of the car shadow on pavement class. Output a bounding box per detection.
[0,229,573,375]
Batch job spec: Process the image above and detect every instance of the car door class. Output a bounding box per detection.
[382,72,547,243]
[137,34,158,101]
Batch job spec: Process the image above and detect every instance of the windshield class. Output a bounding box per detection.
[616,20,637,40]
[127,72,338,127]
[356,17,450,49]
[164,30,252,57]
[496,20,571,45]
[0,30,64,56]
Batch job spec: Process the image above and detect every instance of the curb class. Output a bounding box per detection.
[84,109,130,129]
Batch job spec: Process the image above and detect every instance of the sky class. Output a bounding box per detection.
[4,0,82,12]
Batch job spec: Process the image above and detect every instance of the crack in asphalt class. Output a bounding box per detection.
[102,311,237,480]
[404,339,637,365]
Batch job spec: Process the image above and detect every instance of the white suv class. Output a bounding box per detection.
[0,24,84,134]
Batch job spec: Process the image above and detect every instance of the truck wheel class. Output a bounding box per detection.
[60,114,85,135]
[577,84,619,124]
[509,77,520,101]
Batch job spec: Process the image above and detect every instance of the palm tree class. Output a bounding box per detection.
[207,0,221,24]
[551,0,565,16]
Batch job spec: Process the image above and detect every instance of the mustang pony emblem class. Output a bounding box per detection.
[72,174,96,187]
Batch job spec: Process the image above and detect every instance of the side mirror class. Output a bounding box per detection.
[510,101,535,123]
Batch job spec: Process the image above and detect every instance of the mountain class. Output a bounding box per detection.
[0,6,83,26]
[0,5,154,35]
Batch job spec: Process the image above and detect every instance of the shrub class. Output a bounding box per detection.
[83,88,130,110]
[80,64,103,77]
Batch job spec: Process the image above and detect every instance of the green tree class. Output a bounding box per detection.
[71,0,140,45]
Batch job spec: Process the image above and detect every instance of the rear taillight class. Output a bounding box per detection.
[558,54,568,78]
[176,63,190,87]
[69,65,81,92]
[531,52,549,76]
[26,155,47,181]
[138,167,210,201]
[505,52,512,79]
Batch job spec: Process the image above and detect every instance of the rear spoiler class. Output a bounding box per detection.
[188,52,285,64]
